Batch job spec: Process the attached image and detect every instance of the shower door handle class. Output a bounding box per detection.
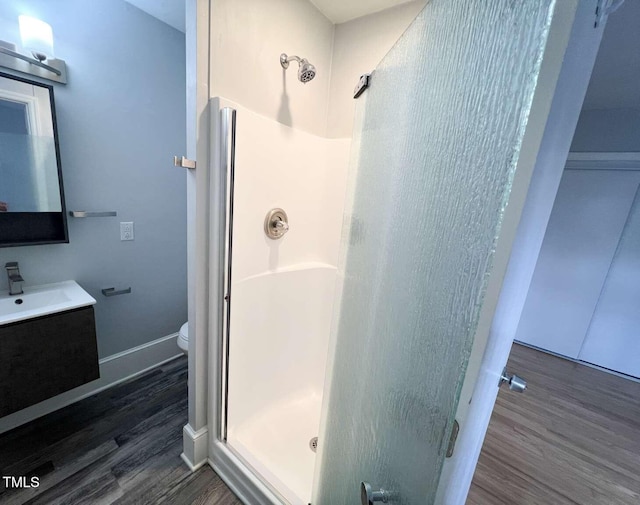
[220,105,237,442]
[361,482,390,504]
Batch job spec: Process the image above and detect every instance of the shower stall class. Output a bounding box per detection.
[194,0,589,503]
[220,99,350,504]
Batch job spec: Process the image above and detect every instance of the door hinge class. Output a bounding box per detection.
[595,0,626,27]
[173,155,196,169]
[446,419,460,458]
[353,73,371,99]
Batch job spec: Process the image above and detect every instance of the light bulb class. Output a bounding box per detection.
[19,15,54,61]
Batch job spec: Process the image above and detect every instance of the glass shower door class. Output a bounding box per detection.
[314,0,560,503]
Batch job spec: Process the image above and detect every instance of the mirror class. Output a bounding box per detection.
[0,71,67,246]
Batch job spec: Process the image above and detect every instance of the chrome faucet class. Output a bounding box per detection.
[5,262,24,296]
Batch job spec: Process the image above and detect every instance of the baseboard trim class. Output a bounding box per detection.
[0,333,182,434]
[515,340,640,384]
[181,424,209,471]
[180,451,208,472]
[209,440,283,505]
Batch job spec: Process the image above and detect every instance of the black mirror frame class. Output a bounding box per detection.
[0,71,68,248]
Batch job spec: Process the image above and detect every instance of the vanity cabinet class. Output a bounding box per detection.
[0,306,99,417]
[515,166,640,378]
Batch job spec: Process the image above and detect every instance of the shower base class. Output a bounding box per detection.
[227,389,322,505]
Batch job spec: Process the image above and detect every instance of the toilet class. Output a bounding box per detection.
[178,322,189,355]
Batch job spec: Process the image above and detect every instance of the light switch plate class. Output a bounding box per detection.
[120,222,134,241]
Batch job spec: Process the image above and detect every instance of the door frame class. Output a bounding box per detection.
[182,0,212,472]
[188,1,612,504]
[566,152,640,170]
[436,1,609,502]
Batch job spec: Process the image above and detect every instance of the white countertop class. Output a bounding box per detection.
[0,280,96,326]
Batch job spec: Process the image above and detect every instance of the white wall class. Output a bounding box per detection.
[208,0,423,139]
[209,0,334,137]
[569,0,640,152]
[571,108,640,152]
[327,0,425,138]
[579,0,639,111]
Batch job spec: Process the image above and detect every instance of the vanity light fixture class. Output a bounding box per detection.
[0,15,67,84]
[19,16,54,62]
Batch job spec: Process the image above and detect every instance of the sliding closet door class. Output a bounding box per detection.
[515,170,639,357]
[579,184,640,378]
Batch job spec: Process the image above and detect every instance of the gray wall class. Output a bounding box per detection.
[0,0,187,357]
[571,108,640,152]
[569,0,640,153]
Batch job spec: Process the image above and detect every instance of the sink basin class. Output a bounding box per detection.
[0,280,96,326]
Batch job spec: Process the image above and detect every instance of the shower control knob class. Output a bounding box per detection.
[274,219,289,232]
[264,208,289,240]
[361,482,390,504]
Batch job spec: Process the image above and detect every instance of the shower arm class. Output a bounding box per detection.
[279,52,316,83]
[280,53,302,69]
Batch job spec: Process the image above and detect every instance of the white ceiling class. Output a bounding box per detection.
[123,0,185,33]
[121,0,414,35]
[310,0,414,24]
[582,0,640,110]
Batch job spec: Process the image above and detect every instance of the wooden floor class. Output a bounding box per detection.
[3,346,639,505]
[0,357,241,505]
[468,343,640,505]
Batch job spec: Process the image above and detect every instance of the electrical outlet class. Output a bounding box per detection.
[120,222,134,241]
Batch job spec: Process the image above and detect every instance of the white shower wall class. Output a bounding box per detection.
[209,0,334,137]
[230,103,350,279]
[227,265,337,504]
[224,101,350,504]
[208,0,425,138]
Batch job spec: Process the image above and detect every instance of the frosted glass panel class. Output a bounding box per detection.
[579,186,640,379]
[314,1,555,503]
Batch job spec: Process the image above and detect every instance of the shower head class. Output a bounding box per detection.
[280,53,316,83]
[298,59,316,83]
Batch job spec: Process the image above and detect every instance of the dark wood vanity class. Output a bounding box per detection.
[0,306,99,417]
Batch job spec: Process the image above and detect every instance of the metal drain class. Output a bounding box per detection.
[309,436,318,453]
